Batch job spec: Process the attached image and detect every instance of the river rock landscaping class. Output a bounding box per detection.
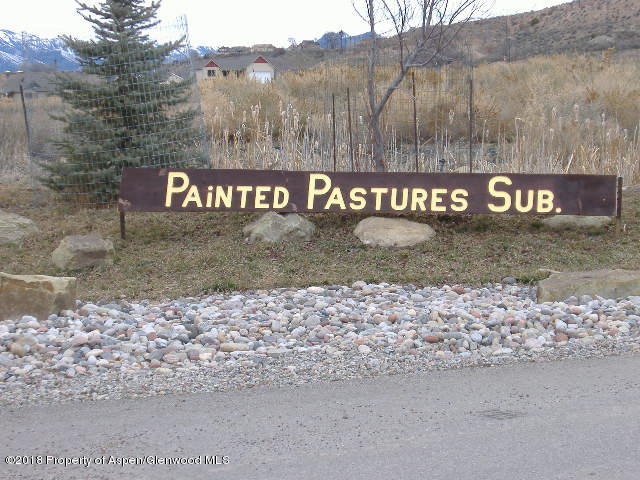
[2,281,640,407]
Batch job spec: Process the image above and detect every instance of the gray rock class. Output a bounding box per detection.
[51,233,115,270]
[541,215,613,231]
[304,315,321,329]
[243,212,315,243]
[0,210,39,245]
[220,342,250,352]
[266,347,289,358]
[538,270,640,303]
[353,217,436,248]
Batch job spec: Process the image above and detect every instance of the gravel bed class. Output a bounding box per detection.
[2,282,640,407]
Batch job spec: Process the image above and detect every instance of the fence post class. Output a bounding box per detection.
[19,84,32,149]
[332,93,337,172]
[412,71,419,173]
[19,83,41,206]
[120,211,126,240]
[347,88,355,172]
[468,70,474,173]
[616,177,623,234]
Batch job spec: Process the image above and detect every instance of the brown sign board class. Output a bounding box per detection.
[119,168,620,217]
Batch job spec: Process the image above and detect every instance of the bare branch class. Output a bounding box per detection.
[354,0,484,171]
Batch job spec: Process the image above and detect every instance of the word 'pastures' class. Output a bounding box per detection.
[119,169,620,216]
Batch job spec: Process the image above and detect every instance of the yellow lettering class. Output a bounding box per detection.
[307,174,332,209]
[254,186,271,209]
[515,190,535,213]
[451,189,469,212]
[236,186,253,209]
[390,188,409,211]
[165,172,190,207]
[537,190,555,213]
[273,187,289,209]
[325,187,346,210]
[206,186,213,208]
[411,189,428,211]
[488,176,512,213]
[431,188,448,212]
[181,185,202,208]
[371,187,388,211]
[349,187,367,210]
[215,186,232,208]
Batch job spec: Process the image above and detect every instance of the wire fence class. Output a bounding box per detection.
[4,26,638,207]
[204,48,475,174]
[1,28,478,205]
[15,16,208,207]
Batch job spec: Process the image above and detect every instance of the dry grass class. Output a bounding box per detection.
[2,51,640,182]
[198,52,640,180]
[0,96,63,181]
[1,182,639,302]
[0,99,29,180]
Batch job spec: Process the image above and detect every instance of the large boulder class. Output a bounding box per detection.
[0,210,39,245]
[0,272,77,321]
[243,212,315,243]
[541,215,613,231]
[354,217,436,248]
[537,269,640,303]
[51,233,115,270]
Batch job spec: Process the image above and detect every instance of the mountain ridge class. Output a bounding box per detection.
[3,0,640,72]
[0,29,217,72]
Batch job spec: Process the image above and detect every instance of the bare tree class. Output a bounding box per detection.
[354,0,483,171]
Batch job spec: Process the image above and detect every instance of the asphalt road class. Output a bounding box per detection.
[2,354,640,480]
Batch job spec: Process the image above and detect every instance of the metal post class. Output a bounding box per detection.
[347,88,355,172]
[468,71,474,173]
[19,84,32,148]
[120,211,126,240]
[332,93,337,172]
[412,71,419,173]
[20,83,41,206]
[616,177,623,234]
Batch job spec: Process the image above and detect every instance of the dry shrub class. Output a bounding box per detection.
[2,52,640,183]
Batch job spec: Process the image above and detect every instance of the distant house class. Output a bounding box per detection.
[196,55,289,83]
[218,46,251,55]
[251,44,277,53]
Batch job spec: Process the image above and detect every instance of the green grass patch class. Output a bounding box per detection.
[1,184,638,302]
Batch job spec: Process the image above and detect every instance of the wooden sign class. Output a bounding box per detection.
[119,168,620,217]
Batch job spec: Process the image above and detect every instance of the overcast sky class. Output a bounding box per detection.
[3,0,571,47]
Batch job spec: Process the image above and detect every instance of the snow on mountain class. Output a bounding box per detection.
[0,28,217,72]
[0,29,78,71]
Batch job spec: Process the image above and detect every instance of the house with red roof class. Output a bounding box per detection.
[196,55,286,83]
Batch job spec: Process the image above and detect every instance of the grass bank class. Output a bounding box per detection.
[1,184,638,302]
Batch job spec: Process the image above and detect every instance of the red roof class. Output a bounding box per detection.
[253,56,269,64]
[205,60,220,68]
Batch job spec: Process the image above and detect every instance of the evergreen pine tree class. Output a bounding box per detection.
[42,0,204,205]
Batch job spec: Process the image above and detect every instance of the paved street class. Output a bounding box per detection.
[2,354,640,479]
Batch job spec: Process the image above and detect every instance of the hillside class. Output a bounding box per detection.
[461,0,640,62]
[2,1,640,73]
[275,0,640,68]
